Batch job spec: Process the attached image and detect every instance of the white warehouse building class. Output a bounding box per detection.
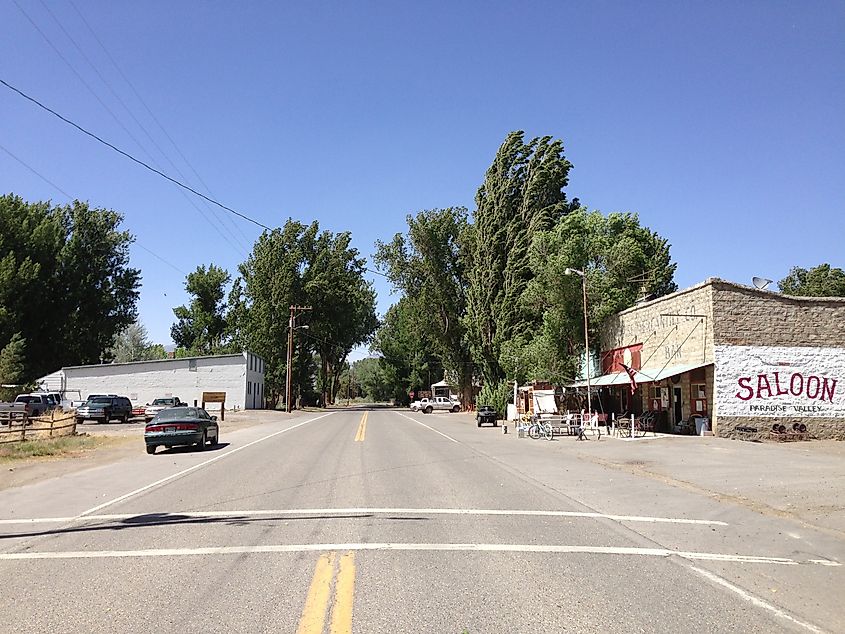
[38,352,265,410]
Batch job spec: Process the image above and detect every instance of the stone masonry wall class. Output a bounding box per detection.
[711,282,845,348]
[602,281,715,373]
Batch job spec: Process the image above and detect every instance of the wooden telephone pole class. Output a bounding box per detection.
[285,305,312,413]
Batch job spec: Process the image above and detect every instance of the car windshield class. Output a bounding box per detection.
[154,408,199,423]
[152,398,175,406]
[87,397,111,405]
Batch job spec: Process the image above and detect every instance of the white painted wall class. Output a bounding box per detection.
[715,345,845,418]
[244,352,266,409]
[46,353,265,410]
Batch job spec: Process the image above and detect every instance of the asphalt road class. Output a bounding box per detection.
[0,408,842,633]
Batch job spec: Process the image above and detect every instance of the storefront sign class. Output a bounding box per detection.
[715,345,845,418]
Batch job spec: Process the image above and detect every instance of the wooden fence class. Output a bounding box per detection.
[0,411,77,444]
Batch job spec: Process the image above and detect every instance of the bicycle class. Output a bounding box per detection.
[528,418,553,440]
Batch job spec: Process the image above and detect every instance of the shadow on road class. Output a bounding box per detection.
[0,511,429,541]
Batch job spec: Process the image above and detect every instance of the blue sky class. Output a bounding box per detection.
[2,1,843,359]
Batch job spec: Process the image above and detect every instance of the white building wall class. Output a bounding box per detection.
[57,353,264,410]
[244,352,266,409]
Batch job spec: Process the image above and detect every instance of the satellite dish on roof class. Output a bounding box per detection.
[752,276,773,290]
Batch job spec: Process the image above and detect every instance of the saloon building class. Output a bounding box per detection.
[572,278,845,439]
[38,352,266,411]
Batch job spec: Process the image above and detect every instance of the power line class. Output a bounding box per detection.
[67,0,256,251]
[0,141,187,276]
[0,77,272,233]
[45,0,252,254]
[12,0,249,256]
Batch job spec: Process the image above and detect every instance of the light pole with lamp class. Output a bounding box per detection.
[565,268,591,425]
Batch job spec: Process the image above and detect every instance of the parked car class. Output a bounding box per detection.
[144,397,185,422]
[476,405,498,427]
[75,396,133,424]
[144,406,219,455]
[418,396,460,414]
[14,394,51,417]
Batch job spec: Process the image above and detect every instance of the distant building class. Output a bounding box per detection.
[38,352,265,410]
[571,278,845,439]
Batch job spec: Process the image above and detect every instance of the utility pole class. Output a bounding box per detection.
[285,305,311,413]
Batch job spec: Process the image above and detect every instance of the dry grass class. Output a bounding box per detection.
[0,434,110,462]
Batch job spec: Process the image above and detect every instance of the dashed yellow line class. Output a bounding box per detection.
[296,551,356,634]
[354,412,367,442]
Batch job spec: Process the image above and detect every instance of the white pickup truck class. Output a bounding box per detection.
[410,396,460,414]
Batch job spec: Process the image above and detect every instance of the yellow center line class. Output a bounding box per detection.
[329,551,356,634]
[296,552,336,634]
[354,412,367,442]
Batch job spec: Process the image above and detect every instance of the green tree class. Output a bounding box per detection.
[0,195,140,380]
[0,333,27,401]
[230,220,377,409]
[171,264,231,354]
[516,208,676,384]
[375,208,474,406]
[779,264,845,297]
[370,298,439,405]
[476,380,511,418]
[303,230,378,406]
[463,131,578,385]
[111,320,150,362]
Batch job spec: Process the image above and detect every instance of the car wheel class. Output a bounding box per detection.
[452,406,460,413]
[477,420,481,427]
[75,418,83,425]
[196,431,207,451]
[122,414,129,424]
[146,445,156,455]
[208,430,217,446]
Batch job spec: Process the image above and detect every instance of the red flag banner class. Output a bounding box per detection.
[621,363,638,395]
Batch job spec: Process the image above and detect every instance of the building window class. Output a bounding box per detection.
[248,381,251,395]
[649,386,667,411]
[189,359,197,372]
[691,383,707,414]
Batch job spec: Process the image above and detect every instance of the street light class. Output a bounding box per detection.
[565,267,592,424]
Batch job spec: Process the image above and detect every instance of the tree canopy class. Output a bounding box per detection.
[463,131,579,384]
[779,264,845,297]
[229,219,377,408]
[374,208,473,405]
[0,194,140,381]
[171,264,232,354]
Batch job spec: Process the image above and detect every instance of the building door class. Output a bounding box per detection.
[673,387,683,424]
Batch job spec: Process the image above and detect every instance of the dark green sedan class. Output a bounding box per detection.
[144,407,219,455]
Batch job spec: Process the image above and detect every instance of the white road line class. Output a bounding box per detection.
[0,542,800,565]
[689,565,826,633]
[396,412,459,443]
[76,412,335,517]
[0,507,729,526]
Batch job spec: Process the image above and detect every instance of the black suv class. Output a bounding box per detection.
[76,395,133,424]
[476,405,499,427]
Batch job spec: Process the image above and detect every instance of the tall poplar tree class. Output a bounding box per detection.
[463,131,578,384]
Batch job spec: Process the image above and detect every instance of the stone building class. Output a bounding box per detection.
[38,352,266,411]
[575,278,845,439]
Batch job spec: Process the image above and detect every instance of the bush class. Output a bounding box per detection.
[476,381,511,418]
